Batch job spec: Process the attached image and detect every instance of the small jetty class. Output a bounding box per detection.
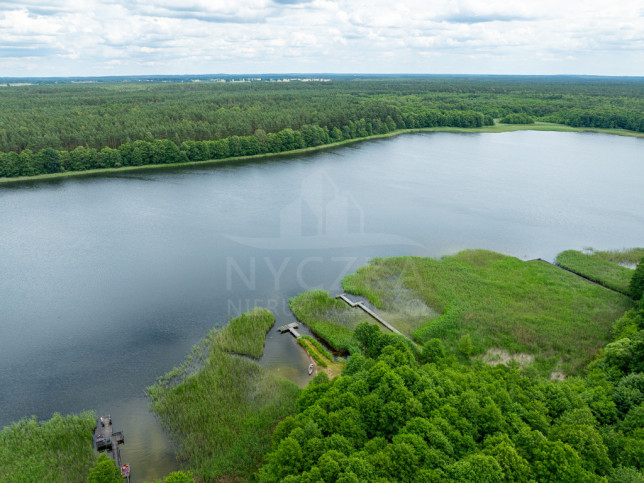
[93,415,130,482]
[278,322,301,339]
[336,294,403,335]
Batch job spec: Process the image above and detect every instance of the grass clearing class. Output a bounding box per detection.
[0,412,97,482]
[147,308,300,481]
[556,250,634,295]
[342,250,633,375]
[481,348,535,369]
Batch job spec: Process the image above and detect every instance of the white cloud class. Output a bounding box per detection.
[0,0,641,75]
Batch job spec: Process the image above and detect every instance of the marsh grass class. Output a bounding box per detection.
[556,250,634,295]
[214,308,277,358]
[343,250,632,375]
[297,337,328,367]
[288,290,367,353]
[341,274,438,336]
[147,308,300,481]
[297,335,336,368]
[0,412,97,483]
[580,247,644,267]
[296,336,347,380]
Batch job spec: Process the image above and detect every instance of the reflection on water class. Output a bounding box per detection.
[260,319,318,388]
[106,399,179,483]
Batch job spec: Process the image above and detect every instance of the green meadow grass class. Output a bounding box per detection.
[0,412,97,483]
[556,250,634,295]
[147,308,300,481]
[342,250,632,375]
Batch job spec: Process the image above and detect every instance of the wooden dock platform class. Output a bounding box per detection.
[278,322,301,338]
[336,294,403,335]
[94,415,129,481]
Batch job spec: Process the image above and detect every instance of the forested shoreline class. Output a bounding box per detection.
[152,251,644,482]
[1,76,643,179]
[2,251,643,482]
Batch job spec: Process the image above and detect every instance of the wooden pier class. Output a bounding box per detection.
[336,294,403,335]
[94,415,130,482]
[278,322,301,338]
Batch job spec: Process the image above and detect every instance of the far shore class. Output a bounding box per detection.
[1,123,642,185]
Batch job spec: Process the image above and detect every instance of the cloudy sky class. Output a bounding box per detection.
[1,0,642,77]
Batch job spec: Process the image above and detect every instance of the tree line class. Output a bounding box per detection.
[0,110,489,178]
[1,76,642,178]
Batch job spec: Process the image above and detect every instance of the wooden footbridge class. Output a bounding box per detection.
[336,294,403,336]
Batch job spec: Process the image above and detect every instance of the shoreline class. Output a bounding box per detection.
[1,123,642,185]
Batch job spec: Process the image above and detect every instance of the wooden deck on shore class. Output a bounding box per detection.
[336,294,403,335]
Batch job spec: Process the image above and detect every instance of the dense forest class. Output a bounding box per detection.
[1,76,643,178]
[256,300,644,482]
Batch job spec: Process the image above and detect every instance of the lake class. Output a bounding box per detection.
[1,131,642,480]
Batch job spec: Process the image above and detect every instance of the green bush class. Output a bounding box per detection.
[500,112,535,124]
[257,337,627,481]
[630,258,644,300]
[458,334,473,355]
[87,454,121,483]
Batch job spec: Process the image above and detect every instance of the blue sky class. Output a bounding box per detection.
[0,0,642,77]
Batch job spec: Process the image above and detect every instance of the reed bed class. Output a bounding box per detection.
[0,412,97,482]
[556,249,635,294]
[342,250,632,375]
[147,309,299,481]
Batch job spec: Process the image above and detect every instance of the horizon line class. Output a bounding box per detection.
[2,73,644,81]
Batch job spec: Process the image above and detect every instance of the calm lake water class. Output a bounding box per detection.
[1,131,643,480]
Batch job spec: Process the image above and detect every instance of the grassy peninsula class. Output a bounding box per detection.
[288,250,635,376]
[147,308,300,481]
